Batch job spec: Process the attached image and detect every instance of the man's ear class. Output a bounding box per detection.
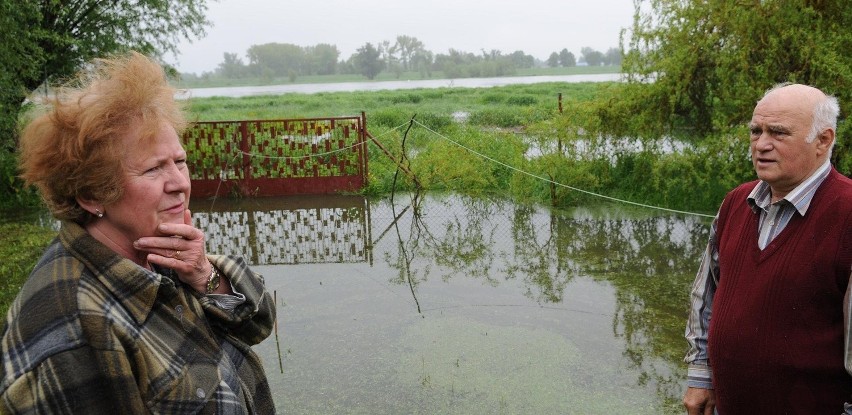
[815,128,835,158]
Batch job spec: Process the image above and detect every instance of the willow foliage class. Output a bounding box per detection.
[1,0,212,207]
[609,0,852,172]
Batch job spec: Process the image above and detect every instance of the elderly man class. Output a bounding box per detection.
[683,83,852,414]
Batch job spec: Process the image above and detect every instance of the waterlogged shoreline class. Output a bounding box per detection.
[179,73,622,99]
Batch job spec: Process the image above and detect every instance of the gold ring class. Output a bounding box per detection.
[174,250,181,259]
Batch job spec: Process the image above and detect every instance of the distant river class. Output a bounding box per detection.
[180,73,622,99]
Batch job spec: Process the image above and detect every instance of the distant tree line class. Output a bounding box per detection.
[182,35,617,81]
[546,47,622,68]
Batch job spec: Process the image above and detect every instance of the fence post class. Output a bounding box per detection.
[240,121,251,196]
[558,92,563,114]
[361,111,369,189]
[558,93,563,155]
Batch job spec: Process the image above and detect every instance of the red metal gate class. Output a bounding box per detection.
[183,114,368,198]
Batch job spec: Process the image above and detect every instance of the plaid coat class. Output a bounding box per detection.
[0,221,276,414]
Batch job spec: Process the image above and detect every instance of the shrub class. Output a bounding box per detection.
[369,107,411,128]
[506,95,538,106]
[479,93,505,104]
[390,93,423,104]
[468,108,523,128]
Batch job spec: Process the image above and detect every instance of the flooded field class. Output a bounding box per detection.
[191,192,710,414]
[181,73,621,98]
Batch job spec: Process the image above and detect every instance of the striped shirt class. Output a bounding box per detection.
[684,160,850,389]
[0,221,276,414]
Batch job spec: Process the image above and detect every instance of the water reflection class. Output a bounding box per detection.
[194,195,371,265]
[192,192,709,414]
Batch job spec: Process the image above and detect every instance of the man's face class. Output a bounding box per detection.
[749,89,824,199]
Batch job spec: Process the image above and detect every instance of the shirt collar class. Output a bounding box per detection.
[747,160,831,216]
[59,221,166,325]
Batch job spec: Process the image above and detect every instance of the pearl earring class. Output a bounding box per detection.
[95,209,104,218]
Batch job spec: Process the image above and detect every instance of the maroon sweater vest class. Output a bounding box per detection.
[708,169,852,414]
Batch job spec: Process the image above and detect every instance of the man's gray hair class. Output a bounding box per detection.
[762,83,840,145]
[807,94,840,143]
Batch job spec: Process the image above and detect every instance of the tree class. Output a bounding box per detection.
[307,43,340,75]
[617,0,852,158]
[558,48,576,67]
[393,35,425,71]
[246,43,305,78]
[434,49,466,78]
[0,0,42,205]
[411,49,434,78]
[337,58,356,75]
[435,49,476,69]
[352,43,383,80]
[13,1,209,95]
[378,40,397,71]
[603,47,621,66]
[217,52,246,78]
[0,0,211,206]
[580,47,604,66]
[508,50,535,69]
[547,52,560,68]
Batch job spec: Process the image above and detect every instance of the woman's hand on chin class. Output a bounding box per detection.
[133,209,212,293]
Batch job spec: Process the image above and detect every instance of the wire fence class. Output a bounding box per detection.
[194,117,716,268]
[200,117,715,219]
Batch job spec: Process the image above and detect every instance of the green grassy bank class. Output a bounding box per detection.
[181,80,750,213]
[0,222,57,317]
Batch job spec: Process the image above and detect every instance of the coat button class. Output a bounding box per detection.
[196,388,206,398]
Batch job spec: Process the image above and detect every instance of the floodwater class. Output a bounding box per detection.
[191,192,710,414]
[180,73,621,99]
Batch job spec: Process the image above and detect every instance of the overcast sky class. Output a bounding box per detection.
[172,0,636,74]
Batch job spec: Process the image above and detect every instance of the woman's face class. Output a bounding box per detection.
[98,122,191,253]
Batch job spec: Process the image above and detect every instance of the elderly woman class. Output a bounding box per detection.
[1,52,275,414]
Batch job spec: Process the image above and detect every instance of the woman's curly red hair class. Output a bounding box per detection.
[19,52,187,223]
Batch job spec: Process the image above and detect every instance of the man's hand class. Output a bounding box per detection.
[683,387,715,415]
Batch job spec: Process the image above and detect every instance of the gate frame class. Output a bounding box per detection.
[185,112,369,198]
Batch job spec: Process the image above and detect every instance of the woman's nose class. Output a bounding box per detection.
[165,163,191,192]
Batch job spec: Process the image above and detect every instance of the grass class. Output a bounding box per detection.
[179,81,616,199]
[182,81,605,123]
[0,222,57,318]
[177,79,741,212]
